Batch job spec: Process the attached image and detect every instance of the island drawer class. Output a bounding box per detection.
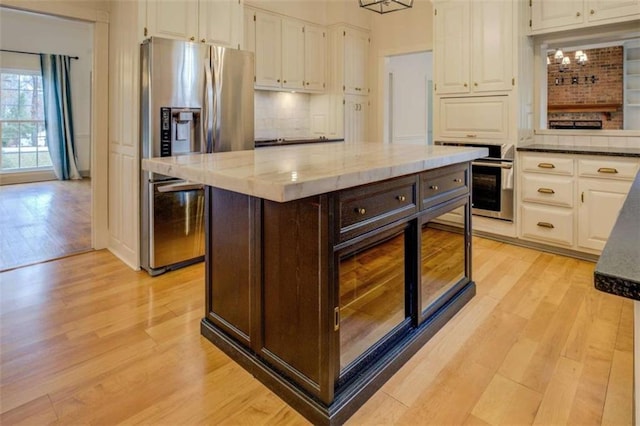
[338,176,417,241]
[420,163,469,210]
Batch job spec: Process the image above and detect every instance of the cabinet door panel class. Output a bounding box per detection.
[434,1,470,95]
[472,0,513,92]
[344,29,369,95]
[281,19,305,90]
[304,24,326,92]
[255,12,282,88]
[438,96,509,140]
[531,0,583,31]
[147,0,198,41]
[578,179,632,251]
[344,96,367,142]
[587,0,640,22]
[199,0,241,47]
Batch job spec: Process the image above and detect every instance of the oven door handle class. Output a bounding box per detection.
[472,161,513,169]
[157,182,204,193]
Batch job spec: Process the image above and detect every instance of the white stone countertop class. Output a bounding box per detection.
[142,142,488,202]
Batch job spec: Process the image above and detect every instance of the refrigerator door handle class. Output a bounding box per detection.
[157,182,204,193]
[203,53,214,153]
[212,46,223,153]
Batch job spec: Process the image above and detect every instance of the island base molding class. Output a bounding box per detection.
[201,281,475,426]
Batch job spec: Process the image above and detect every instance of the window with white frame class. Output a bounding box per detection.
[0,70,51,171]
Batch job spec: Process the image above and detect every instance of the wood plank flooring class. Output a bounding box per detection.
[0,237,633,425]
[0,179,91,271]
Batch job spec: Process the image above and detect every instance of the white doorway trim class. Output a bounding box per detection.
[0,0,109,250]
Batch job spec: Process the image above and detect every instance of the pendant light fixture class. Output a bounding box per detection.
[359,0,414,14]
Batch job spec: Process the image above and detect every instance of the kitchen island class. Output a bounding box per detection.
[143,142,488,425]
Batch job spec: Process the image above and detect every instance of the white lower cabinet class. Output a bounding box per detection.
[518,152,639,254]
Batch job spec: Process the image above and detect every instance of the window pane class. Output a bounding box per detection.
[1,73,19,90]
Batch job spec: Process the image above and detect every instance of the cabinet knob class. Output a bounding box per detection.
[305,82,309,86]
[537,222,555,229]
[464,83,468,87]
[590,9,595,14]
[396,195,406,202]
[453,178,462,183]
[537,162,555,169]
[474,82,478,87]
[576,11,581,16]
[283,80,287,83]
[277,79,281,83]
[189,36,195,41]
[597,167,618,174]
[355,207,366,215]
[201,38,206,43]
[429,185,439,191]
[537,187,555,194]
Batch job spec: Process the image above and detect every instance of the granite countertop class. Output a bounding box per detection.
[517,144,640,157]
[594,170,640,301]
[142,142,488,202]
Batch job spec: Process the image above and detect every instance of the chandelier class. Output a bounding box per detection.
[359,0,414,14]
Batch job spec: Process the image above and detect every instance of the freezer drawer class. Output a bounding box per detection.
[150,180,205,270]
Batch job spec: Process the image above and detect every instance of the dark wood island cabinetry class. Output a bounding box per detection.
[142,143,487,425]
[201,163,473,425]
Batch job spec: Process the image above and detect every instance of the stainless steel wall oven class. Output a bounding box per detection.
[436,142,514,222]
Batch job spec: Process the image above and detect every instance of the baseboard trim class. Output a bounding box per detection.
[0,170,56,185]
[473,230,599,262]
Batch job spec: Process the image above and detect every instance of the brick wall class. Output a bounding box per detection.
[547,46,623,130]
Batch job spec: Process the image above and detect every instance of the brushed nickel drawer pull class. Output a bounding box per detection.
[453,178,463,183]
[430,185,439,190]
[597,167,618,174]
[537,222,555,229]
[355,208,366,215]
[538,163,555,169]
[537,188,555,194]
[396,195,406,202]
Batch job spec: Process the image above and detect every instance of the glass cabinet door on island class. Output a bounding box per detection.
[419,198,471,323]
[337,224,413,376]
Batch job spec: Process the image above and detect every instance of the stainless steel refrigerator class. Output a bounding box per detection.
[140,37,254,276]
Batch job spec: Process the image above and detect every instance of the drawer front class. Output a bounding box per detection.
[521,173,574,207]
[421,163,470,210]
[520,203,573,247]
[338,176,417,241]
[578,158,639,180]
[520,154,574,175]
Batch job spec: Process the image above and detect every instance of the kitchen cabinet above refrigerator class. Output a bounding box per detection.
[144,0,242,48]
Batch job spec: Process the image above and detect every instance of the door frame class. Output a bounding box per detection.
[0,0,109,250]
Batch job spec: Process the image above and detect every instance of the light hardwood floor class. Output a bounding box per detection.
[0,237,633,425]
[0,179,91,271]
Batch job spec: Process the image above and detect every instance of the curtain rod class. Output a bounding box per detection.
[0,48,79,60]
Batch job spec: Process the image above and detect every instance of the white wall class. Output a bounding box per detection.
[370,0,433,142]
[0,7,93,174]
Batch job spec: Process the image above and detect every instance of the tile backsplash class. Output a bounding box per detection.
[254,91,311,140]
[534,133,640,148]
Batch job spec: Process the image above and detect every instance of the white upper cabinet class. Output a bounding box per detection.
[146,0,198,41]
[343,28,369,95]
[247,8,326,93]
[434,0,513,96]
[198,0,242,47]
[255,11,282,88]
[304,24,326,92]
[145,0,241,47]
[531,0,640,33]
[281,19,305,90]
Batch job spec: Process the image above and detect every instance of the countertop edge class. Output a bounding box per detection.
[142,145,487,203]
[594,170,640,301]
